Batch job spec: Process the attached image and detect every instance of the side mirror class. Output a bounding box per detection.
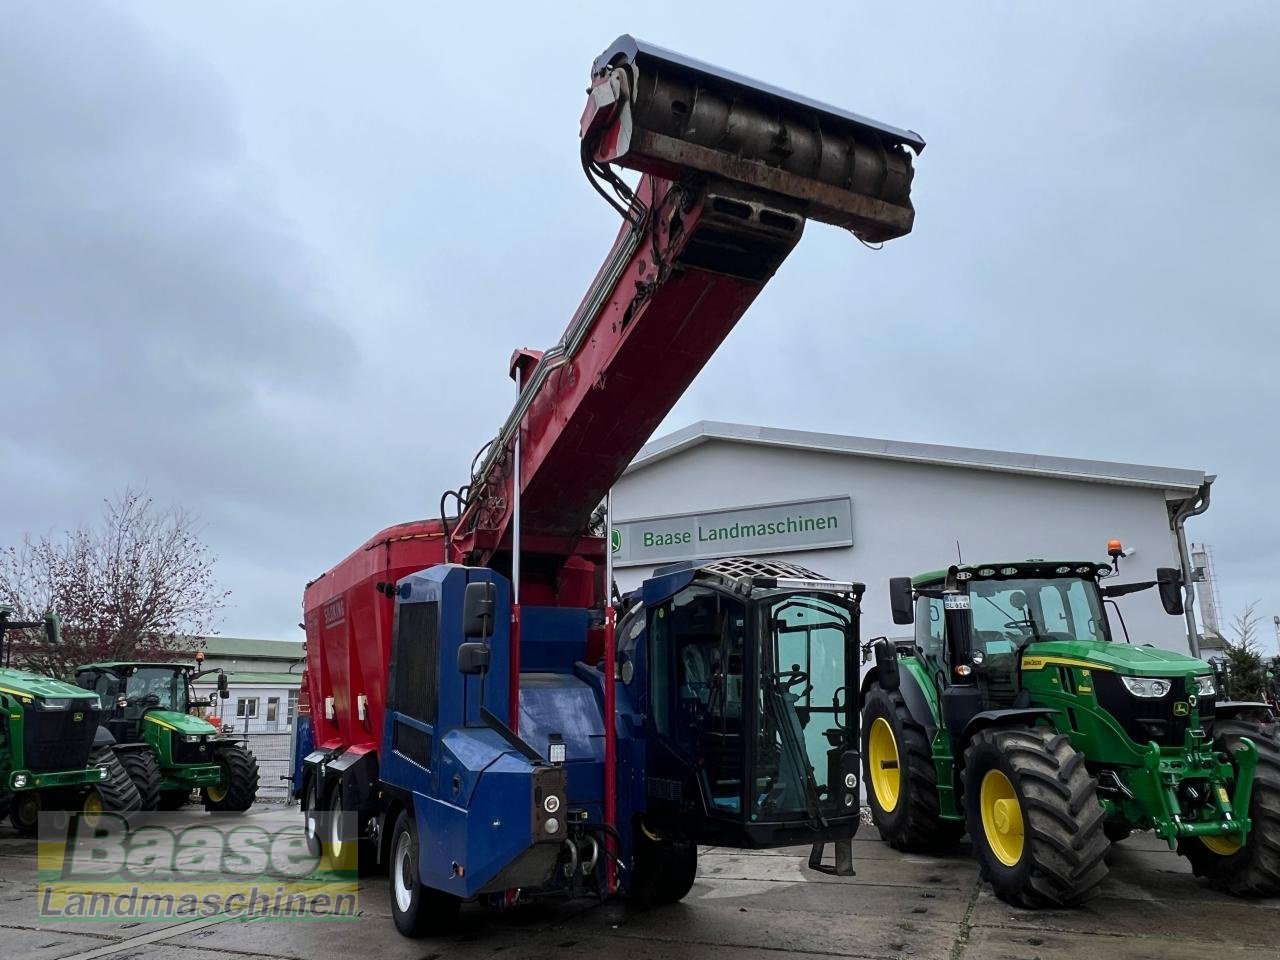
[218,673,230,699]
[889,577,915,625]
[43,612,62,645]
[463,581,496,639]
[457,641,491,675]
[1156,567,1183,616]
[874,639,901,692]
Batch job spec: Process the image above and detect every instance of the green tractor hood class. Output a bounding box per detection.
[142,709,218,736]
[0,667,101,705]
[1023,640,1212,679]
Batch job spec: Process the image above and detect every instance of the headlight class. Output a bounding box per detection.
[1193,675,1217,697]
[99,767,109,779]
[543,794,560,814]
[1121,676,1172,698]
[12,773,29,789]
[844,772,858,789]
[183,734,203,743]
[544,817,560,834]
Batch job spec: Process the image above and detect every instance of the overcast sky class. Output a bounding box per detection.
[3,2,1277,650]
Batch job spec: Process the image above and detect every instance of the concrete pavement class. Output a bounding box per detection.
[1,809,1276,960]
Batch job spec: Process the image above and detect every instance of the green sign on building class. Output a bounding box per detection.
[611,496,853,567]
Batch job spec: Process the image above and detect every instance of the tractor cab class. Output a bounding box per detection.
[75,661,229,744]
[889,558,1189,737]
[627,558,864,849]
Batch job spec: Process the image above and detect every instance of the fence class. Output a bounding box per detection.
[242,731,294,801]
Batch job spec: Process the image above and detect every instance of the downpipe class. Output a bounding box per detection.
[1170,477,1214,658]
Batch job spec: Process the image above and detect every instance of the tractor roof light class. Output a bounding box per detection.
[1107,539,1124,559]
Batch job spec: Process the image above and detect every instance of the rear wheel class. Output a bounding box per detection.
[201,743,259,812]
[861,683,963,852]
[964,726,1108,907]
[303,776,324,857]
[629,820,698,907]
[1178,719,1280,896]
[389,809,460,937]
[118,749,162,811]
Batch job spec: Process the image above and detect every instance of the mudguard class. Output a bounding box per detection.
[861,658,940,743]
[960,708,1058,749]
[1214,701,1274,722]
[93,726,116,747]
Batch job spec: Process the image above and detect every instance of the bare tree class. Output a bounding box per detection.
[1222,601,1266,701]
[0,489,228,677]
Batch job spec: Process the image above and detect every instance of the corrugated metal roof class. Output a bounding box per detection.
[199,636,305,660]
[191,671,301,686]
[627,421,1206,492]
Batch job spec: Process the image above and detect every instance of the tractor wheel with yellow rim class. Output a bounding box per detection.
[861,683,963,852]
[1178,718,1280,896]
[963,725,1108,907]
[82,745,142,827]
[9,789,45,835]
[201,742,260,813]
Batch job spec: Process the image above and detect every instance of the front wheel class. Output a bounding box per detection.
[202,743,259,812]
[964,726,1109,907]
[84,746,143,827]
[1178,719,1280,896]
[9,791,44,835]
[629,821,697,907]
[389,809,460,937]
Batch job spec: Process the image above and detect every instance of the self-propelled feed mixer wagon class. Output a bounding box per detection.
[295,37,924,936]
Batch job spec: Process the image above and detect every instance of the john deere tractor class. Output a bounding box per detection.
[75,659,259,812]
[860,556,1279,906]
[0,607,141,833]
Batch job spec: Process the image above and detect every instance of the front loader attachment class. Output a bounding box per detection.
[581,36,922,242]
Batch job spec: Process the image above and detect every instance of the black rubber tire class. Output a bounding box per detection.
[861,682,964,852]
[303,776,324,857]
[629,821,698,907]
[157,790,191,810]
[201,743,259,812]
[389,809,460,937]
[9,791,43,835]
[118,749,162,811]
[87,745,143,817]
[964,726,1109,908]
[1178,719,1280,896]
[0,793,10,822]
[1103,821,1133,844]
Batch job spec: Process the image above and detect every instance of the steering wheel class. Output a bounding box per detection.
[772,666,812,698]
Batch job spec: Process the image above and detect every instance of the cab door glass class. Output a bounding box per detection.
[650,586,747,815]
[756,594,853,820]
[916,595,946,685]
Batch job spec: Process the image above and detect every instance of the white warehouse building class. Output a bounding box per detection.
[611,422,1213,655]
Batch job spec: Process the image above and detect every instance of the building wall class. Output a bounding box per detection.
[612,441,1191,652]
[192,681,298,733]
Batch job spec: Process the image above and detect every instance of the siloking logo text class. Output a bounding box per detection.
[38,811,357,922]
